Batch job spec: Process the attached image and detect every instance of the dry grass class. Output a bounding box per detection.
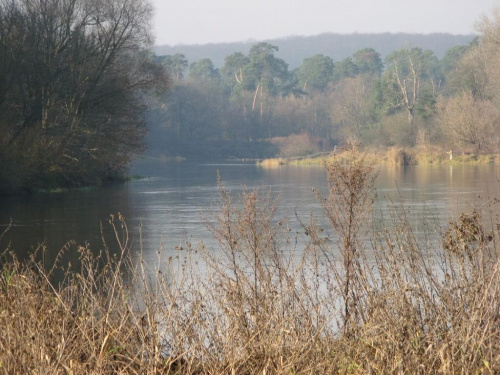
[256,158,286,168]
[1,148,500,374]
[265,145,500,166]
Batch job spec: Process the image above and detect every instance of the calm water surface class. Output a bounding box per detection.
[1,162,500,265]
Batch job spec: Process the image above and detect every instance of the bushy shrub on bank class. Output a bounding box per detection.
[1,149,499,374]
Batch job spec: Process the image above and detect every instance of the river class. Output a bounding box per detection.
[1,162,500,266]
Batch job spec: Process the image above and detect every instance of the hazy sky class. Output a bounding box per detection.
[152,0,500,46]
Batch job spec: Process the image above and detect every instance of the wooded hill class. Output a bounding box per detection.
[154,33,476,69]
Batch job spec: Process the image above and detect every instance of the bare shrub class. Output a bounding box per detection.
[357,202,500,373]
[271,132,321,158]
[436,91,499,153]
[189,178,341,373]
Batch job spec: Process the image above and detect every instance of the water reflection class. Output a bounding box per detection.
[0,185,135,264]
[1,163,500,266]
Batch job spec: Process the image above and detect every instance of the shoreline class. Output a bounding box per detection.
[257,146,500,167]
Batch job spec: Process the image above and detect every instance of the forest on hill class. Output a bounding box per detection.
[154,33,476,69]
[146,14,499,161]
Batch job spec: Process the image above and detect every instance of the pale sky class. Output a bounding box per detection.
[152,0,500,46]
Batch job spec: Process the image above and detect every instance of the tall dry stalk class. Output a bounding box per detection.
[314,143,378,334]
[197,178,338,373]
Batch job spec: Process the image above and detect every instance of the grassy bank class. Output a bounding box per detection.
[258,146,500,167]
[1,149,500,374]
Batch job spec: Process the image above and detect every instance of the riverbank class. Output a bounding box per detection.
[258,146,500,167]
[1,152,499,374]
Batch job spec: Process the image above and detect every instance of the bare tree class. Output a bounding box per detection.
[436,91,498,152]
[384,48,437,140]
[0,0,170,190]
[329,76,375,143]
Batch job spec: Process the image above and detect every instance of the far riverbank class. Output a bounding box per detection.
[257,146,500,167]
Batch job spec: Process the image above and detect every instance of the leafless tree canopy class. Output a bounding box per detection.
[0,0,170,190]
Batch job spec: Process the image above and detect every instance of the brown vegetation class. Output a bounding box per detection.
[264,144,500,167]
[1,149,500,374]
[270,133,323,158]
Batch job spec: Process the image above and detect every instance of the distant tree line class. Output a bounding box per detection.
[154,33,475,70]
[0,0,170,192]
[149,10,500,160]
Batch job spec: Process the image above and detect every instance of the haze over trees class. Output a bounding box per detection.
[0,0,170,192]
[147,10,500,161]
[154,33,475,70]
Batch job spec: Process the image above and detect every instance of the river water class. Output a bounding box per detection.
[1,162,500,266]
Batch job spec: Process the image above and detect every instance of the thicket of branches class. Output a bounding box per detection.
[0,0,170,192]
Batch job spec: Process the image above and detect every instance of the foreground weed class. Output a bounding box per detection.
[0,151,499,373]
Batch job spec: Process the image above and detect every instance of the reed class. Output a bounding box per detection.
[263,146,500,167]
